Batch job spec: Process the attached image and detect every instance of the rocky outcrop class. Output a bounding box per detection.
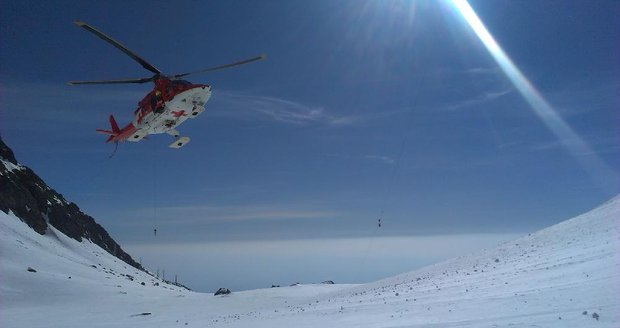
[0,137,142,270]
[214,288,231,296]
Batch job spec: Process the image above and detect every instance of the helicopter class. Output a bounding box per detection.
[68,21,264,151]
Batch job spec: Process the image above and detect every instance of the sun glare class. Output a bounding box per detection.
[450,0,617,189]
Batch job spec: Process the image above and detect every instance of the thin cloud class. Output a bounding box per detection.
[439,88,512,111]
[330,108,412,126]
[128,233,520,257]
[212,91,346,125]
[464,66,502,76]
[529,136,620,156]
[363,155,396,165]
[126,204,343,225]
[545,81,619,117]
[212,91,408,127]
[323,153,396,165]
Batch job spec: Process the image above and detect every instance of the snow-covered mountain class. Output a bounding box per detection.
[1,186,618,327]
[0,137,140,269]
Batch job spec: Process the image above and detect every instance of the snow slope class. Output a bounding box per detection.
[1,196,618,327]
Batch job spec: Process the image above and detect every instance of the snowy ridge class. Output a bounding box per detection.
[0,158,24,174]
[0,210,188,323]
[316,195,620,326]
[1,196,619,327]
[0,137,142,268]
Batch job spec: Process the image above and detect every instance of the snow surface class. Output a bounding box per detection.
[1,196,619,327]
[0,159,24,175]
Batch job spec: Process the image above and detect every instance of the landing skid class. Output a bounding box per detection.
[169,136,190,149]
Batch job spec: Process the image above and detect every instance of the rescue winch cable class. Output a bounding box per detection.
[357,35,427,281]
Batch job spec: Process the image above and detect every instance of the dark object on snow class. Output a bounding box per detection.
[271,285,280,288]
[582,311,588,315]
[290,282,300,286]
[592,312,599,321]
[321,280,335,284]
[214,288,231,296]
[130,312,152,317]
[141,282,145,286]
[494,258,500,263]
[27,267,37,272]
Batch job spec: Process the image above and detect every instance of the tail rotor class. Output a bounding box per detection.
[96,115,122,158]
[96,115,121,143]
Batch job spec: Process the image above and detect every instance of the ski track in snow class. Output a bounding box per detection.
[1,197,619,327]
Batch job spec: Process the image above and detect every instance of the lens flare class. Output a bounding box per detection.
[451,0,617,189]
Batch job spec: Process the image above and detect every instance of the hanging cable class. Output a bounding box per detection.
[151,137,157,237]
[356,30,428,281]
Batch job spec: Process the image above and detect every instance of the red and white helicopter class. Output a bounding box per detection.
[68,21,264,151]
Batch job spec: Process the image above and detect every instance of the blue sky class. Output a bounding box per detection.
[1,0,618,291]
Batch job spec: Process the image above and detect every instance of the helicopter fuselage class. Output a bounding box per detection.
[102,78,211,145]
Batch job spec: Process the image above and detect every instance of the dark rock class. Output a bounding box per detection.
[141,282,145,286]
[592,312,599,321]
[214,288,231,296]
[290,282,300,286]
[271,285,280,288]
[321,280,335,284]
[27,267,36,272]
[0,140,17,164]
[0,137,142,270]
[582,311,588,315]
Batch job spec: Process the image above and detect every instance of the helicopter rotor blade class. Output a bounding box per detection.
[172,54,265,79]
[74,21,161,75]
[67,76,155,85]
